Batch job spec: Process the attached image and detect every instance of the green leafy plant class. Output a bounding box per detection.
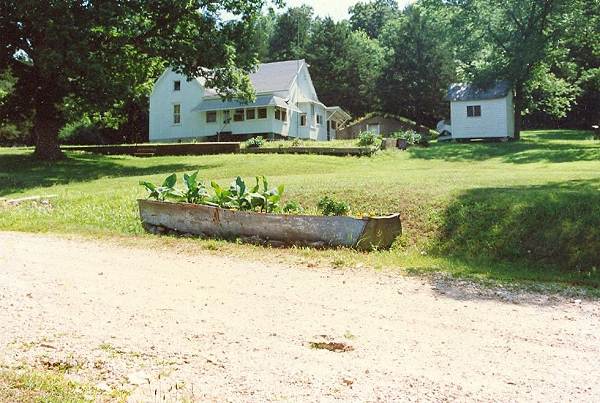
[282,200,303,214]
[245,136,264,148]
[391,130,422,145]
[357,131,382,147]
[291,138,301,147]
[141,173,290,214]
[317,196,350,216]
[182,171,209,204]
[139,173,181,201]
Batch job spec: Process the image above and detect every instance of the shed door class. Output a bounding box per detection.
[366,123,380,135]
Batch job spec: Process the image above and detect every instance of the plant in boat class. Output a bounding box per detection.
[317,196,350,216]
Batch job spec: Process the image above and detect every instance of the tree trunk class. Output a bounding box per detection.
[33,92,63,161]
[513,83,523,141]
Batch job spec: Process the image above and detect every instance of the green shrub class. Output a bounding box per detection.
[0,122,33,146]
[391,130,422,145]
[59,119,107,145]
[282,200,303,214]
[356,131,382,147]
[245,136,264,148]
[317,196,350,216]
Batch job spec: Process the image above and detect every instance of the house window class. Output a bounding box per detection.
[467,105,481,117]
[316,114,323,125]
[206,111,216,123]
[173,104,181,124]
[275,108,281,120]
[234,109,245,122]
[246,109,255,120]
[300,114,307,126]
[223,110,231,123]
[366,123,380,135]
[257,108,267,119]
[281,108,287,122]
[173,81,181,91]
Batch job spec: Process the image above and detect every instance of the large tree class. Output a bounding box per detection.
[266,5,314,62]
[377,5,455,126]
[0,0,268,160]
[349,0,400,39]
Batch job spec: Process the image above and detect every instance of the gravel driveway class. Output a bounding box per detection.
[0,232,598,401]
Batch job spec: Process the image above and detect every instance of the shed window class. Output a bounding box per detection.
[234,109,244,122]
[173,81,181,91]
[246,109,255,120]
[300,114,307,126]
[467,105,481,117]
[257,108,267,119]
[366,123,380,135]
[206,111,216,123]
[173,104,181,124]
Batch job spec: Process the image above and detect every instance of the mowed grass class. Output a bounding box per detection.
[1,129,600,293]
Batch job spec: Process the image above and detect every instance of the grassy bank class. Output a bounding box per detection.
[1,129,599,292]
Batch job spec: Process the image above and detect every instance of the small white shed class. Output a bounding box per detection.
[438,81,514,140]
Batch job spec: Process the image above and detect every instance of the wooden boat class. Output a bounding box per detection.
[138,199,402,250]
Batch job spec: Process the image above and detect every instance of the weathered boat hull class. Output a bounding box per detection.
[138,200,401,250]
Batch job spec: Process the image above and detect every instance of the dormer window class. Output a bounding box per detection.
[173,80,181,91]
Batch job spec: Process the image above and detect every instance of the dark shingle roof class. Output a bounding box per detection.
[204,60,303,97]
[446,81,511,102]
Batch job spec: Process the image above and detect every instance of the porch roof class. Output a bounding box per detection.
[192,95,300,113]
[326,106,351,124]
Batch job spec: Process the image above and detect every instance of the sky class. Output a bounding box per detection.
[283,0,414,21]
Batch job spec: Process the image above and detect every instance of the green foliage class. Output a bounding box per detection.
[282,200,303,214]
[391,130,422,145]
[349,0,400,38]
[357,131,382,147]
[317,196,350,216]
[58,119,106,145]
[139,173,181,202]
[245,137,265,148]
[141,173,289,214]
[377,5,455,127]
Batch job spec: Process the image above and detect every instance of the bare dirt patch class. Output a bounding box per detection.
[1,232,599,401]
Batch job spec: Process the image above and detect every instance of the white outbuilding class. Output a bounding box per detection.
[437,81,514,140]
[149,59,350,143]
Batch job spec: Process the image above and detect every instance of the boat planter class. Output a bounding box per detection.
[138,199,401,250]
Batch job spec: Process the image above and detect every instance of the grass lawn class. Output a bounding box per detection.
[1,129,599,294]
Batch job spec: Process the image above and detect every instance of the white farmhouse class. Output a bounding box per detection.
[437,81,514,140]
[149,59,350,142]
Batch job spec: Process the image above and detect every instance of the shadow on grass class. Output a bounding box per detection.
[0,151,219,196]
[430,178,600,287]
[409,129,600,163]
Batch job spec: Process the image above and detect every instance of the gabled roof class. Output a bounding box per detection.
[204,59,304,97]
[446,81,511,102]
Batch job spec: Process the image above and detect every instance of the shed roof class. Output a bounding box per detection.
[446,81,511,102]
[204,59,304,96]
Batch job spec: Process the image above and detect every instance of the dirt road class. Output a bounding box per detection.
[0,232,598,401]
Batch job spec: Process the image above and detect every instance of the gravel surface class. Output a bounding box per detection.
[1,232,599,402]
